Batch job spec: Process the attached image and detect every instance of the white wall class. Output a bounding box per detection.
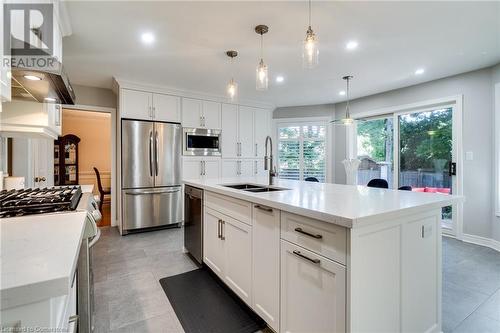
[492,64,500,243]
[72,84,117,109]
[275,66,499,241]
[274,104,334,119]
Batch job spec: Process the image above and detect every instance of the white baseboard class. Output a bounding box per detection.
[461,233,500,252]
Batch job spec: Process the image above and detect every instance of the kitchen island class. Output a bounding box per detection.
[184,176,462,333]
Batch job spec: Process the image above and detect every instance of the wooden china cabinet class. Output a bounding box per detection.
[54,134,80,186]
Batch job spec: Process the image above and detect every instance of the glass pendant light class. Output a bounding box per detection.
[255,25,269,91]
[226,50,238,101]
[331,76,362,126]
[303,0,319,68]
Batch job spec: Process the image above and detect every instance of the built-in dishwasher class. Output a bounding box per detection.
[184,185,203,264]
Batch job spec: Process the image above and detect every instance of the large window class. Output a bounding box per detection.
[277,122,326,182]
[356,117,394,188]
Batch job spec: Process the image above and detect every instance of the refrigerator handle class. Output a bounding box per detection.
[155,130,159,176]
[149,131,154,177]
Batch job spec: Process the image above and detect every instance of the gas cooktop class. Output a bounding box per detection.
[0,186,82,218]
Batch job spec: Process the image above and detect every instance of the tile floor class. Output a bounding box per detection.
[93,227,500,332]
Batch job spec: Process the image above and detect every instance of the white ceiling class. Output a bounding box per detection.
[63,1,500,107]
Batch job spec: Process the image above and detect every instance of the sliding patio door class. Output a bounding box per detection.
[395,106,458,234]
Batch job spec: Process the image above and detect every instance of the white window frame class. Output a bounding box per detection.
[495,83,500,217]
[273,117,331,182]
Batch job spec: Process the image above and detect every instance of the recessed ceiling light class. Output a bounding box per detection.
[276,75,284,83]
[346,41,358,50]
[339,90,346,96]
[44,97,56,102]
[24,75,42,81]
[141,32,155,45]
[415,68,425,75]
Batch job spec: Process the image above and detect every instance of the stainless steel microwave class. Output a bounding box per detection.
[183,128,221,156]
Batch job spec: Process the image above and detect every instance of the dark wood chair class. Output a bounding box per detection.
[398,185,412,191]
[304,177,319,182]
[93,167,111,211]
[367,178,389,189]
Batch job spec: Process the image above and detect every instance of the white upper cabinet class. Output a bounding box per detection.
[120,89,180,122]
[120,89,151,120]
[182,98,203,127]
[238,106,254,158]
[1,100,62,139]
[221,104,238,157]
[240,160,254,177]
[221,105,268,159]
[0,0,11,102]
[182,98,221,128]
[183,158,220,180]
[203,101,221,129]
[254,108,271,158]
[153,93,181,122]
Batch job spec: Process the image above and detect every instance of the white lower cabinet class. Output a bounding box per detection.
[203,207,252,306]
[280,240,346,333]
[223,216,252,305]
[203,208,225,276]
[204,192,347,333]
[252,204,280,332]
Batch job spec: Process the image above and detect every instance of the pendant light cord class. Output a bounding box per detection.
[308,0,312,27]
[260,33,264,61]
[346,77,351,118]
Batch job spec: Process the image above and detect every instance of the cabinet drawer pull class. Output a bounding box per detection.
[255,204,272,212]
[292,250,320,264]
[221,220,226,240]
[294,227,322,239]
[218,219,222,239]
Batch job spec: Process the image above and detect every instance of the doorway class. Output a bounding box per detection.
[396,107,456,232]
[62,108,112,226]
[354,98,463,237]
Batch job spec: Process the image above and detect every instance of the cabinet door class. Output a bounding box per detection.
[182,98,203,128]
[223,216,252,305]
[203,208,225,277]
[281,240,346,333]
[253,205,280,332]
[203,160,220,179]
[254,108,270,158]
[238,107,254,158]
[121,89,151,120]
[0,0,11,102]
[221,160,239,177]
[153,93,181,122]
[401,216,439,332]
[221,104,238,158]
[202,101,221,129]
[182,159,202,180]
[254,159,267,177]
[32,139,54,188]
[240,160,254,177]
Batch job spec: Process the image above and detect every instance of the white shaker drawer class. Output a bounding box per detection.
[205,191,252,225]
[281,212,347,265]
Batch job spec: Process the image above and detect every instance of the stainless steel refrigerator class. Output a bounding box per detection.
[121,119,182,233]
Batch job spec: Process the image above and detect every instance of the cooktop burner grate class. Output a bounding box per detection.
[0,186,82,218]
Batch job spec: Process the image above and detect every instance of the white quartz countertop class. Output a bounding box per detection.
[0,211,87,310]
[184,177,462,228]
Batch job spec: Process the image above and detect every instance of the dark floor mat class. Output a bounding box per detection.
[159,267,266,333]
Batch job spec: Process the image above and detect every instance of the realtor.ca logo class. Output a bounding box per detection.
[2,3,57,70]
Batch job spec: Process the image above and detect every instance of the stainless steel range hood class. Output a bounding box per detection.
[11,58,76,105]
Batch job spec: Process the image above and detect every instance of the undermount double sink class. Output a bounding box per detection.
[222,183,290,193]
